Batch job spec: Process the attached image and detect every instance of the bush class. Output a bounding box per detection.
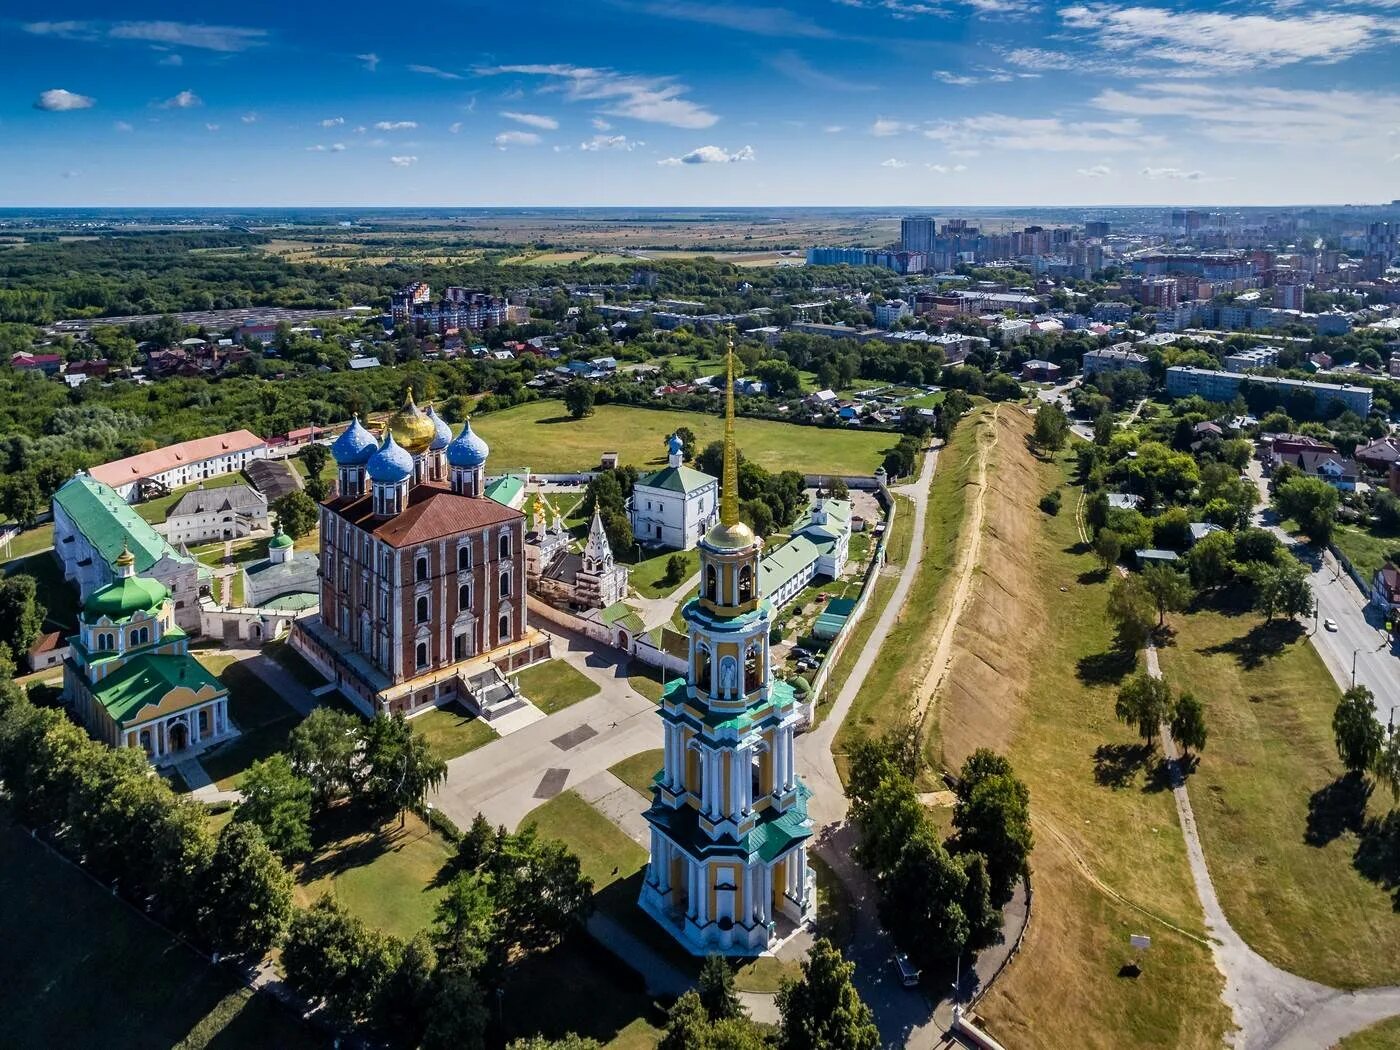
[423,805,462,842]
[1039,489,1062,515]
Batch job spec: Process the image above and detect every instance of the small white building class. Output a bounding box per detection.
[89,430,268,503]
[630,435,719,551]
[163,483,270,546]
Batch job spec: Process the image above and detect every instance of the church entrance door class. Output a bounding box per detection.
[168,721,189,752]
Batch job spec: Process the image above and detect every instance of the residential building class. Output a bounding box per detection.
[1274,449,1361,490]
[89,430,267,503]
[1022,360,1062,381]
[1140,277,1179,310]
[1223,346,1280,373]
[163,483,270,546]
[62,548,232,765]
[1165,367,1373,416]
[639,345,814,954]
[391,281,432,324]
[630,435,720,551]
[1354,437,1400,473]
[1371,563,1400,617]
[900,216,938,253]
[1275,284,1306,311]
[1082,345,1149,376]
[52,474,208,631]
[291,401,550,720]
[873,299,911,329]
[1091,301,1132,322]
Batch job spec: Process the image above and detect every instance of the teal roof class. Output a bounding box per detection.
[83,574,169,622]
[484,474,525,508]
[88,652,226,725]
[53,474,196,576]
[759,535,820,597]
[636,464,715,494]
[268,532,293,550]
[601,600,646,635]
[643,781,812,864]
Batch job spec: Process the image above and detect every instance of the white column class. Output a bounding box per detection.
[688,860,700,919]
[783,728,795,791]
[742,866,753,925]
[759,866,772,924]
[658,840,671,893]
[696,863,709,926]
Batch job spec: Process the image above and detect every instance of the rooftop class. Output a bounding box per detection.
[88,652,226,725]
[88,430,265,487]
[325,482,521,549]
[54,474,198,577]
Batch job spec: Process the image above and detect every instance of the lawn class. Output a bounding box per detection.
[196,658,305,790]
[628,546,699,600]
[523,790,649,891]
[609,748,664,796]
[627,665,666,703]
[1338,1017,1400,1049]
[471,400,897,476]
[294,809,454,941]
[1332,522,1398,587]
[134,471,246,524]
[1156,598,1400,987]
[0,522,54,562]
[0,816,322,1050]
[514,658,601,715]
[4,550,80,633]
[976,453,1231,1050]
[410,702,498,762]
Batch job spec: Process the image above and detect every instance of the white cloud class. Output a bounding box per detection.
[205,123,220,132]
[1077,164,1112,177]
[321,116,345,127]
[502,111,559,130]
[158,53,183,66]
[306,143,347,152]
[1058,3,1398,71]
[881,157,908,168]
[770,50,875,92]
[374,120,417,130]
[495,130,542,148]
[357,52,380,72]
[1001,47,1078,71]
[658,144,755,165]
[580,134,644,151]
[923,113,1161,152]
[408,64,462,80]
[627,2,834,37]
[33,88,94,112]
[824,125,845,133]
[161,90,202,109]
[926,162,967,173]
[22,21,98,40]
[62,170,80,178]
[935,71,979,86]
[449,121,463,133]
[113,120,133,131]
[478,64,718,129]
[871,117,917,136]
[241,112,258,123]
[109,21,267,52]
[1141,166,1204,180]
[591,117,612,130]
[390,155,418,166]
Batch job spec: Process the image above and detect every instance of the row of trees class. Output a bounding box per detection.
[1113,671,1208,756]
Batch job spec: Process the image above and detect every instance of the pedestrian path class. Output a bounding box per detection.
[574,770,652,848]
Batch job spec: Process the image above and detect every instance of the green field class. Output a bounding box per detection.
[0,522,54,562]
[0,817,322,1049]
[514,658,600,715]
[628,546,699,599]
[1332,523,1399,587]
[609,749,664,797]
[1157,600,1400,987]
[471,401,895,475]
[409,702,498,762]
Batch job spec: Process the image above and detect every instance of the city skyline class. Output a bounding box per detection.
[3,0,1399,207]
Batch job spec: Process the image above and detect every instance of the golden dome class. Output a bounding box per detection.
[704,520,757,551]
[387,393,436,456]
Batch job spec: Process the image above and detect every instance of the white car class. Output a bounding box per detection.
[1323,618,1338,632]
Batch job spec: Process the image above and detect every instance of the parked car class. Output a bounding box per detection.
[1324,618,1338,632]
[791,647,813,660]
[893,953,921,988]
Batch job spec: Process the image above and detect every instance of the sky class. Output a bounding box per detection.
[2,0,1399,207]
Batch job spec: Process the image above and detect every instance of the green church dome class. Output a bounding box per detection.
[269,532,293,550]
[83,575,169,622]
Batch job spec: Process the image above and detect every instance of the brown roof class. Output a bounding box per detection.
[89,430,266,486]
[327,483,521,548]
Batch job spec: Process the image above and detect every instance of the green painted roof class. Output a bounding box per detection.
[88,652,226,725]
[268,531,293,550]
[759,535,820,597]
[643,781,812,864]
[53,474,196,576]
[636,464,714,494]
[485,474,525,508]
[600,600,646,635]
[83,575,169,622]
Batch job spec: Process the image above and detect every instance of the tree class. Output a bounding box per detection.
[1106,574,1156,650]
[603,509,633,557]
[1170,692,1208,759]
[361,712,447,825]
[235,753,313,858]
[300,442,329,502]
[563,380,596,419]
[1115,671,1174,746]
[1374,728,1400,804]
[201,821,294,957]
[377,932,437,1049]
[1093,412,1114,446]
[422,965,489,1050]
[1093,529,1123,573]
[855,772,928,878]
[659,990,766,1050]
[288,707,361,809]
[662,553,688,586]
[698,953,743,1022]
[881,827,999,970]
[1248,559,1314,622]
[950,755,1032,906]
[272,490,318,540]
[1032,402,1069,452]
[1185,530,1235,591]
[508,1038,603,1050]
[1273,476,1340,544]
[433,871,497,974]
[1333,686,1384,776]
[673,426,697,461]
[0,574,45,665]
[484,822,594,957]
[1141,564,1194,627]
[828,476,849,500]
[775,938,880,1050]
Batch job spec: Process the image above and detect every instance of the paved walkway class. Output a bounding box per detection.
[628,567,702,632]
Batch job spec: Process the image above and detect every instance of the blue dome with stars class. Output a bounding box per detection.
[426,405,453,452]
[366,431,414,484]
[331,415,378,466]
[446,418,490,469]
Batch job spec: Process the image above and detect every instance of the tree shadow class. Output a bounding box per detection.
[535,414,582,425]
[1077,567,1109,586]
[1353,810,1400,911]
[1199,619,1304,670]
[1093,742,1154,789]
[1076,646,1136,686]
[1305,773,1373,847]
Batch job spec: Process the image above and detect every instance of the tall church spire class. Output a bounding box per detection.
[720,328,739,528]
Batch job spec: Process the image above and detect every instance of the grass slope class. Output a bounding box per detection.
[1337,1016,1400,1049]
[472,400,896,476]
[609,749,664,797]
[1157,601,1400,987]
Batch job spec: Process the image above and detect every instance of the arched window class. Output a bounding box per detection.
[457,544,471,570]
[458,583,471,610]
[416,596,429,624]
[705,564,718,602]
[498,612,511,643]
[415,642,428,668]
[499,533,511,560]
[415,556,429,583]
[130,629,141,647]
[499,571,510,598]
[97,632,113,651]
[738,565,753,603]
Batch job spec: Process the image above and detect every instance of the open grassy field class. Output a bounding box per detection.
[514,658,601,715]
[1332,522,1399,587]
[976,450,1231,1050]
[627,665,667,703]
[409,702,498,762]
[471,401,896,476]
[0,522,54,562]
[1156,599,1400,987]
[0,816,322,1049]
[609,749,664,796]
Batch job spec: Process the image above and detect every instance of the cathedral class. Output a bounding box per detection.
[291,395,550,719]
[527,497,629,612]
[639,342,815,954]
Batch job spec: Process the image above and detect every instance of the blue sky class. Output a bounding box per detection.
[3,1,1398,206]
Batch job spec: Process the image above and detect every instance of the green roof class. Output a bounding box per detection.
[53,474,196,576]
[600,600,646,635]
[269,532,293,550]
[643,782,812,864]
[759,535,820,597]
[88,652,226,725]
[636,464,715,494]
[83,574,169,622]
[485,474,525,508]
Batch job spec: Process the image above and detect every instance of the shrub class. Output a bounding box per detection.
[1039,489,1062,515]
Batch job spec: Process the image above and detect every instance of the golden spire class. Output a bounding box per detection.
[720,328,739,527]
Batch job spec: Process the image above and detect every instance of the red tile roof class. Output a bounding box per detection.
[89,429,266,486]
[327,483,521,548]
